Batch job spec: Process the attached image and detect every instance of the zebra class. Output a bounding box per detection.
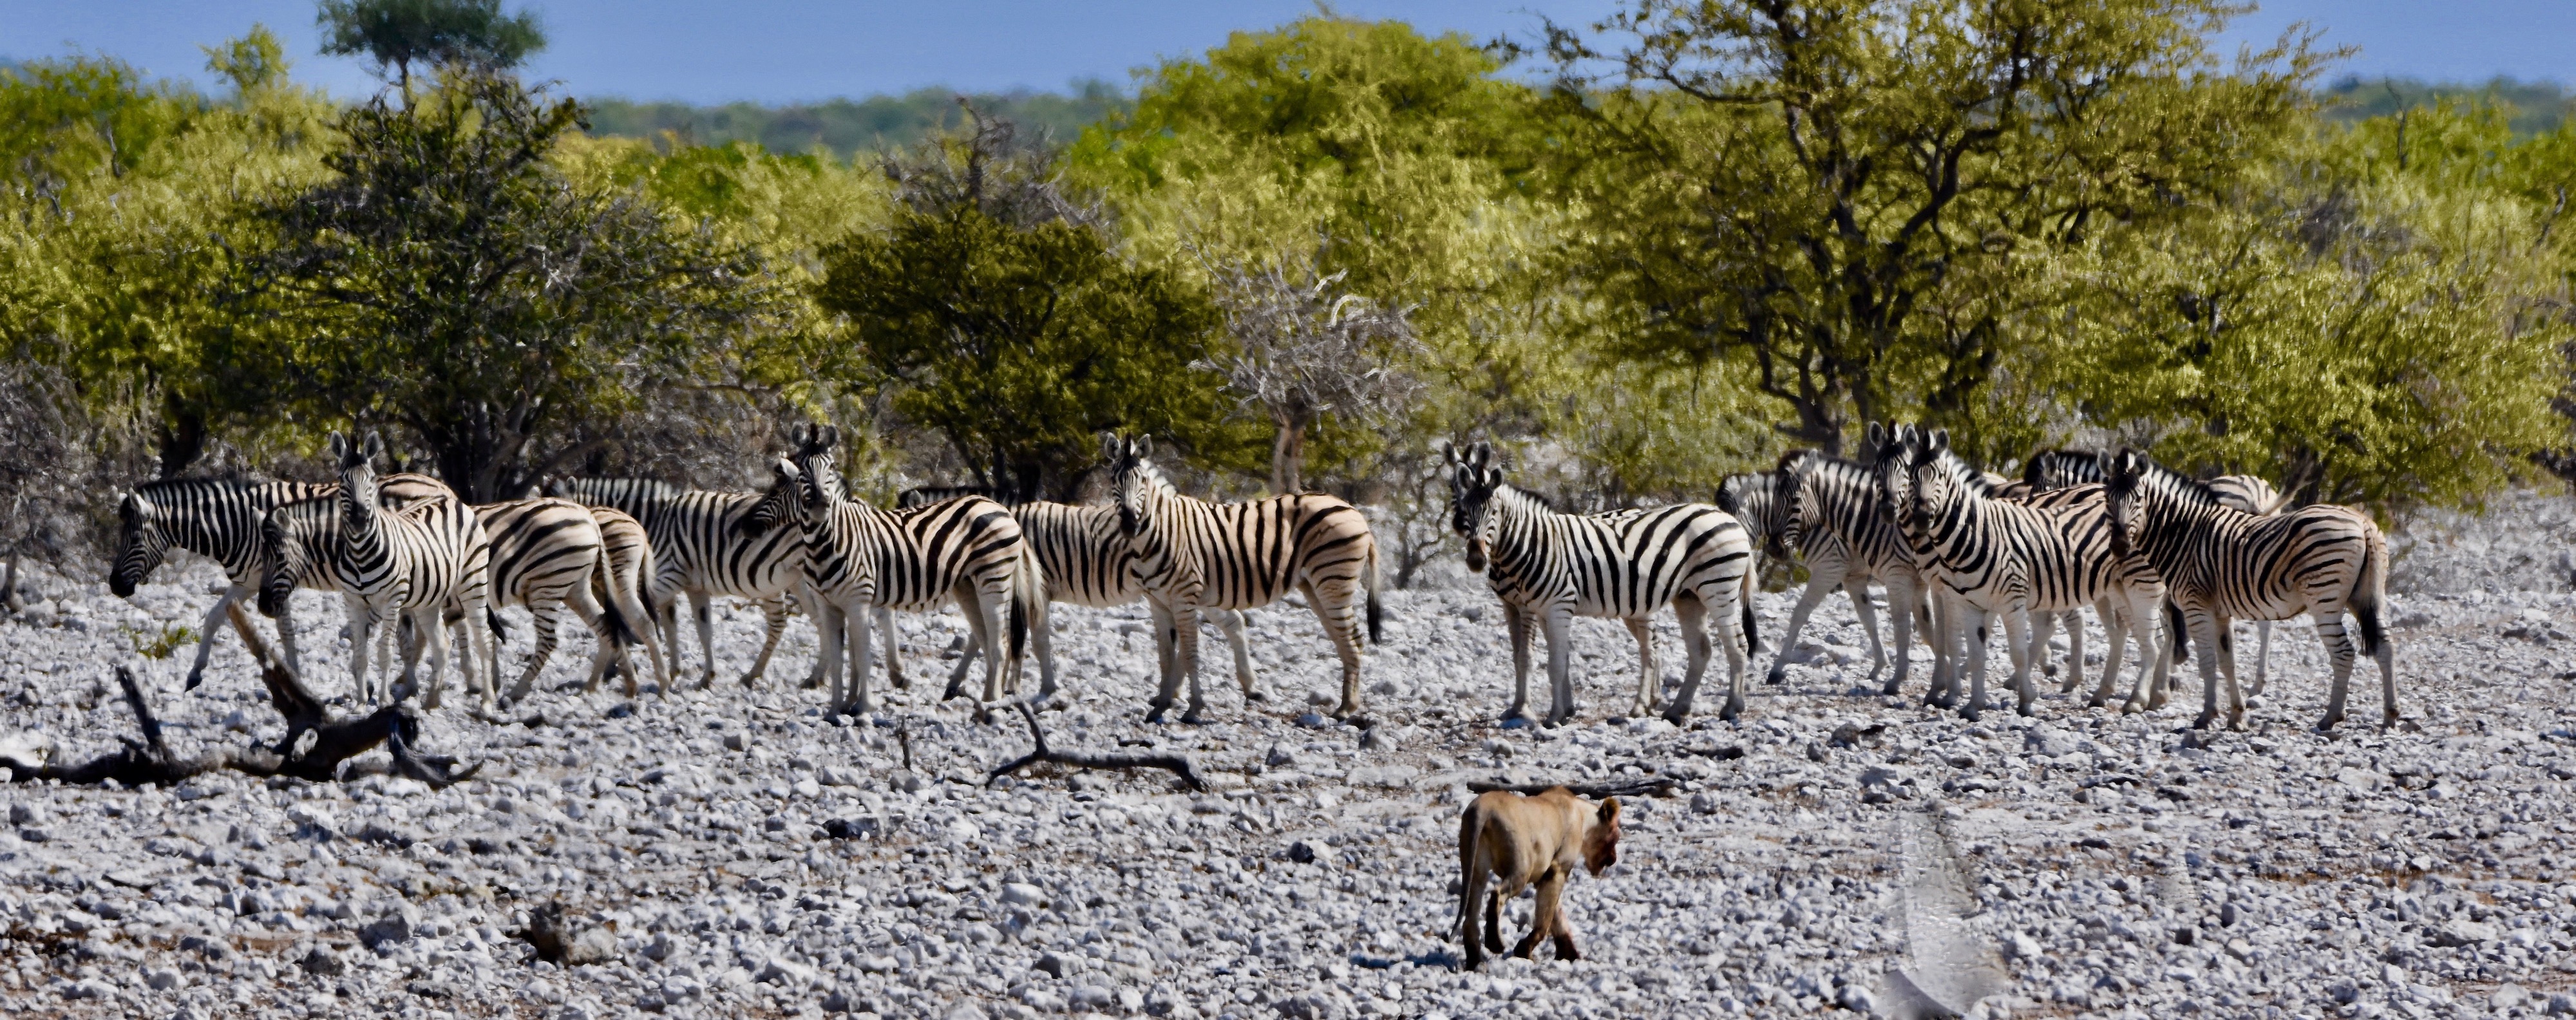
[586,505,667,697]
[460,498,644,703]
[892,484,1257,703]
[770,424,1043,715]
[1759,450,1938,697]
[1108,434,1383,723]
[1446,442,1756,724]
[1871,425,2166,720]
[2100,448,2394,730]
[110,470,451,692]
[2024,449,2293,692]
[110,476,332,690]
[256,432,498,710]
[545,475,808,689]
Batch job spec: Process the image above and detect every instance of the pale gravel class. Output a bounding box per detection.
[3,496,2576,1019]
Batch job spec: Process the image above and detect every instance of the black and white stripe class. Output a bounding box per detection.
[895,484,1255,699]
[779,425,1043,714]
[1871,425,2166,720]
[256,432,498,710]
[586,506,666,697]
[2103,448,2394,730]
[111,476,332,690]
[545,474,807,689]
[1110,435,1383,723]
[466,498,641,703]
[1765,450,1937,697]
[1447,442,1756,724]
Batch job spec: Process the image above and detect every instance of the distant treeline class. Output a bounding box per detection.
[583,80,1128,157]
[2320,76,2574,135]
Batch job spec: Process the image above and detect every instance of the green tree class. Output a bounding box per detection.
[1544,0,2324,457]
[316,0,545,96]
[233,70,774,502]
[815,114,1244,501]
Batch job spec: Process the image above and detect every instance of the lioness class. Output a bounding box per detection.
[1455,786,1622,968]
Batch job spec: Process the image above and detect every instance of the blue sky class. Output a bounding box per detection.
[4,1,2571,104]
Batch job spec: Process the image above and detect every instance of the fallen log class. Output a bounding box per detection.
[1466,775,1677,799]
[987,701,1206,791]
[0,665,476,788]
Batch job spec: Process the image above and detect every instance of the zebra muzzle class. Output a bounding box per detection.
[1464,538,1488,574]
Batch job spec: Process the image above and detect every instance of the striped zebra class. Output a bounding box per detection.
[111,476,332,690]
[463,498,642,703]
[1446,442,1756,724]
[770,424,1043,714]
[587,506,666,697]
[1760,450,1937,696]
[2024,449,2292,692]
[1109,434,1383,723]
[256,432,498,710]
[2101,448,2394,730]
[545,475,807,689]
[1871,425,2166,720]
[893,484,1256,702]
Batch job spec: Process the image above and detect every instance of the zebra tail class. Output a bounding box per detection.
[2350,527,2390,656]
[1739,567,1761,654]
[1008,543,1041,670]
[597,574,642,648]
[486,609,511,641]
[2163,600,2188,659]
[1365,542,1385,645]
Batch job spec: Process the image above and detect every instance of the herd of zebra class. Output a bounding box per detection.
[98,419,2398,735]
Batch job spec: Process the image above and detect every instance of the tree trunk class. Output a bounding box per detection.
[1271,415,1308,496]
[154,401,208,478]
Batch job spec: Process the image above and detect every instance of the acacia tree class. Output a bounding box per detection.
[316,0,545,97]
[236,70,773,502]
[1544,0,2324,457]
[1195,241,1421,495]
[815,111,1247,502]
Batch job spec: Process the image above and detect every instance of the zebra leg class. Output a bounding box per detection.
[1662,594,1716,724]
[2250,620,2273,698]
[349,603,381,707]
[1540,605,1576,726]
[1501,601,1533,722]
[2089,600,2126,707]
[1956,603,1991,722]
[1304,577,1367,720]
[2213,612,2248,730]
[2002,607,2037,717]
[1216,609,1258,702]
[969,582,1009,704]
[849,600,879,715]
[739,596,791,687]
[1172,601,1211,724]
[1623,616,1660,718]
[1924,590,1959,709]
[1145,598,1184,722]
[1882,576,1920,698]
[813,601,847,712]
[184,587,245,692]
[879,606,914,691]
[801,585,832,690]
[2188,608,2232,730]
[506,599,564,705]
[2025,611,2058,690]
[2314,607,2363,731]
[1766,569,1836,686]
[1844,578,1888,686]
[688,590,717,688]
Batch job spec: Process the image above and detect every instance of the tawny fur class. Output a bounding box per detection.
[1455,787,1622,970]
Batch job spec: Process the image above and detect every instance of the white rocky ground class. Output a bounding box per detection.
[5,499,2576,1020]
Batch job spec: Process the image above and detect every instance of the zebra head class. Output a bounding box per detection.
[2102,447,2154,560]
[109,491,167,598]
[1106,434,1159,538]
[1902,428,1972,527]
[328,430,386,523]
[1866,422,1918,527]
[742,457,805,535]
[1443,441,1503,573]
[256,498,330,618]
[784,423,846,511]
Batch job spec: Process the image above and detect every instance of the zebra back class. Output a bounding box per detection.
[552,474,802,601]
[472,498,605,610]
[2206,475,2285,516]
[113,476,333,595]
[1457,466,1752,620]
[787,441,1027,613]
[1780,449,1917,581]
[2023,449,2107,491]
[1115,438,1379,619]
[2103,449,2379,634]
[899,484,1006,509]
[1716,470,1783,556]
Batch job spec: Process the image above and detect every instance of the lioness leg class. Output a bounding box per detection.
[1484,889,1505,954]
[1550,898,1582,961]
[1513,868,1567,959]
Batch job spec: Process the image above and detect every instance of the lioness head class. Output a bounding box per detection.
[1583,797,1622,875]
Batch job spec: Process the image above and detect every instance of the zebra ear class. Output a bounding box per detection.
[1470,442,1492,469]
[327,431,346,462]
[1865,421,1885,449]
[1135,435,1154,459]
[819,424,840,451]
[1926,428,1949,454]
[1102,433,1122,462]
[1441,441,1457,468]
[362,431,384,462]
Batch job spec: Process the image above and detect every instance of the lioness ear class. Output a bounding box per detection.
[1598,797,1620,824]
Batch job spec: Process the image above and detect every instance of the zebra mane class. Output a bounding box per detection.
[129,473,286,500]
[2111,449,2225,509]
[1492,482,1560,514]
[553,477,687,500]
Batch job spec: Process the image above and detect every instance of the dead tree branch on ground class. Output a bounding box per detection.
[987,701,1206,790]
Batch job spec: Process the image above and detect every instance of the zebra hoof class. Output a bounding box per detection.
[1180,706,1211,725]
[1244,689,1267,701]
[1763,665,1787,686]
[2016,702,2035,718]
[2191,711,2217,730]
